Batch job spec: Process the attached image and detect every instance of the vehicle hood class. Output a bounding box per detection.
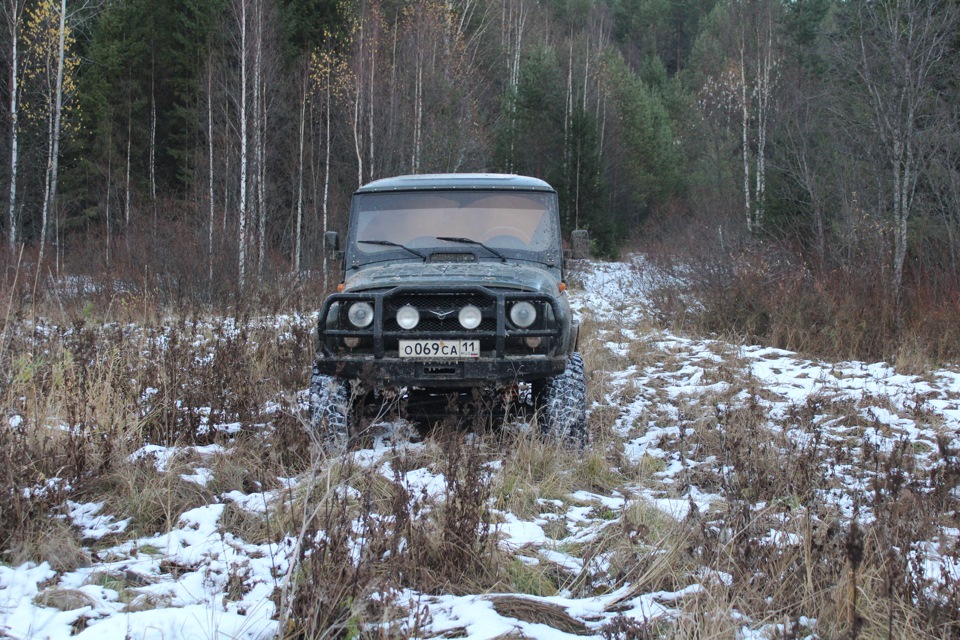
[343,261,563,295]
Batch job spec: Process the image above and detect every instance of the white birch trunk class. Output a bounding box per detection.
[753,3,774,231]
[254,0,264,281]
[582,33,589,113]
[512,5,524,89]
[6,0,20,251]
[368,27,375,180]
[413,54,422,173]
[207,61,215,284]
[223,103,230,231]
[105,131,111,266]
[564,34,572,180]
[257,93,266,280]
[149,58,157,237]
[596,25,605,173]
[53,0,66,273]
[238,0,249,287]
[893,161,907,306]
[506,2,526,171]
[739,31,752,233]
[893,125,913,314]
[597,86,606,173]
[353,22,364,186]
[323,78,331,290]
[38,83,53,265]
[39,0,68,268]
[294,72,306,275]
[125,109,131,226]
[150,77,156,203]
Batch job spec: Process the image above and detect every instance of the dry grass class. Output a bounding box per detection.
[492,432,580,520]
[2,253,959,639]
[643,231,960,366]
[490,596,592,635]
[278,434,502,638]
[625,370,960,639]
[0,284,315,568]
[570,276,960,639]
[86,460,214,537]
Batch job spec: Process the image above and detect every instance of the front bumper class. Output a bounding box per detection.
[313,354,569,388]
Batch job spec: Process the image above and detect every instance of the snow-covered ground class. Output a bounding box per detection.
[2,259,959,639]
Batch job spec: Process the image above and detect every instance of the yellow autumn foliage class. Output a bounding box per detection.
[19,0,80,132]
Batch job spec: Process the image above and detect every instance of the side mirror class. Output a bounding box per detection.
[324,231,340,252]
[570,229,590,259]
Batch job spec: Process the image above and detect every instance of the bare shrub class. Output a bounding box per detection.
[280,435,499,637]
[279,470,380,638]
[642,220,960,364]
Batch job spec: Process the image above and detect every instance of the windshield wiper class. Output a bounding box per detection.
[435,236,507,263]
[357,239,427,261]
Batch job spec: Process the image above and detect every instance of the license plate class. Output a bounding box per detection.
[399,339,480,359]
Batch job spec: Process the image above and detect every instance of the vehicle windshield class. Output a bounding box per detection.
[348,190,559,265]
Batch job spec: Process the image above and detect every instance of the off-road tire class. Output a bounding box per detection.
[536,352,587,446]
[309,365,350,452]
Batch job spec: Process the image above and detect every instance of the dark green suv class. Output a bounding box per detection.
[312,174,586,450]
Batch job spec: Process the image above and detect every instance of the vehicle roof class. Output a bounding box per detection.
[355,173,555,193]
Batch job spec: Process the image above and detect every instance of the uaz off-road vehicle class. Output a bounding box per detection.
[311,174,586,450]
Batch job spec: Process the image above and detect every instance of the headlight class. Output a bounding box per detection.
[396,305,420,330]
[510,301,537,328]
[458,305,482,329]
[347,301,374,328]
[325,302,341,329]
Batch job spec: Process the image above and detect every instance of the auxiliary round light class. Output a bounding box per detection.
[343,337,360,348]
[396,305,420,330]
[347,301,374,328]
[458,305,483,329]
[510,301,537,328]
[524,337,542,348]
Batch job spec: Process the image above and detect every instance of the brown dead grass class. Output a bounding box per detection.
[490,596,592,635]
[2,257,958,639]
[643,232,960,366]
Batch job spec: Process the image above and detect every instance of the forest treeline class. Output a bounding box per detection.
[1,0,959,356]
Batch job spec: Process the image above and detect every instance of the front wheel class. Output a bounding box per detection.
[535,352,588,447]
[309,366,350,453]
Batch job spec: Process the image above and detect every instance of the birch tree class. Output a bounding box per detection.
[736,0,778,233]
[310,37,349,288]
[206,52,215,283]
[244,0,280,281]
[347,0,381,185]
[2,0,25,251]
[929,109,960,272]
[21,0,78,266]
[293,62,306,275]
[837,0,957,314]
[395,0,487,174]
[500,0,531,172]
[253,0,264,279]
[694,0,780,233]
[237,0,249,287]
